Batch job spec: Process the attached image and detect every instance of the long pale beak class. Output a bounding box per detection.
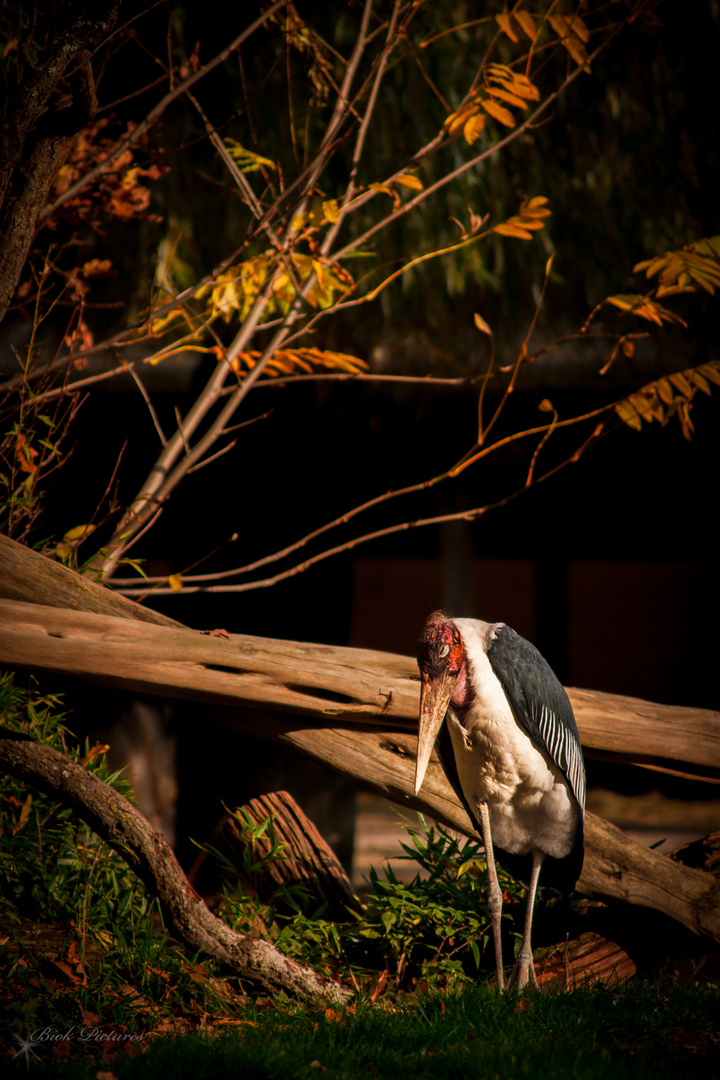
[414,670,457,796]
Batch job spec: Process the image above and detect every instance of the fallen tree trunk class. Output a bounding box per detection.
[0,727,351,1005]
[1,535,719,944]
[0,597,718,783]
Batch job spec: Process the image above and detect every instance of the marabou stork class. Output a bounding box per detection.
[414,612,585,990]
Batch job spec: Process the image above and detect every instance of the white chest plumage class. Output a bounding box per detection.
[446,619,579,860]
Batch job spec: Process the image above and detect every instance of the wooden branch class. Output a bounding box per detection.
[0,534,182,628]
[1,535,720,944]
[0,728,350,1005]
[0,589,717,782]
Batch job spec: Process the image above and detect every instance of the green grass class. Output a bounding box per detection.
[4,982,719,1078]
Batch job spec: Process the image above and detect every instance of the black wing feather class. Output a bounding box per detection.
[487,625,586,814]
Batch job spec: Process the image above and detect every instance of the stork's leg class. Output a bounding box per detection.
[477,801,505,991]
[508,849,544,991]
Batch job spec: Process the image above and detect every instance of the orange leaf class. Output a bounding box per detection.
[486,86,528,110]
[495,13,519,42]
[481,98,515,127]
[514,10,536,40]
[463,113,485,144]
[494,222,533,239]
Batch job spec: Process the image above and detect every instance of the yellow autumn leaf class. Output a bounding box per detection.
[168,573,183,592]
[82,744,110,766]
[668,371,693,396]
[549,14,590,43]
[486,66,539,101]
[223,139,276,173]
[322,199,339,223]
[481,98,515,127]
[486,86,529,110]
[474,312,492,334]
[631,392,657,423]
[563,35,590,68]
[494,222,533,239]
[445,107,470,135]
[463,113,485,144]
[18,795,32,831]
[656,378,675,405]
[698,361,720,386]
[395,173,424,191]
[688,370,710,394]
[524,195,550,214]
[514,10,536,40]
[615,400,642,430]
[606,294,687,327]
[62,524,96,543]
[495,13,519,42]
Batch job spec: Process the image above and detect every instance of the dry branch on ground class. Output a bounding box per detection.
[0,728,350,1005]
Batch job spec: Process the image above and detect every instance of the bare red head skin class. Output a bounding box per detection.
[416,613,470,709]
[414,614,469,795]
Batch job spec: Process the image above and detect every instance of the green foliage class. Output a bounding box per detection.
[2,679,720,1074]
[217,812,524,993]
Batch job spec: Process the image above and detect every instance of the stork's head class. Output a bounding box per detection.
[414,613,465,796]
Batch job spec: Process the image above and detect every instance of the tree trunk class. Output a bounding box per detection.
[0,4,119,323]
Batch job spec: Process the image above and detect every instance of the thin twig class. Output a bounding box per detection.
[110,399,614,589]
[114,418,613,598]
[126,366,166,446]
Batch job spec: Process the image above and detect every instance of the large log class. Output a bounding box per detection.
[0,596,718,782]
[1,535,720,943]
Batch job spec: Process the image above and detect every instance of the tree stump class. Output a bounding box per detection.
[536,932,636,988]
[190,790,362,921]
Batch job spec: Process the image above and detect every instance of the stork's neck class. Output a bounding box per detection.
[450,659,473,716]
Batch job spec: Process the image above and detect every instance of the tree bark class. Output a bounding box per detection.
[0,3,119,322]
[0,727,350,1004]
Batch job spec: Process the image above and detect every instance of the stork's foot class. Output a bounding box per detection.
[507,950,539,992]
